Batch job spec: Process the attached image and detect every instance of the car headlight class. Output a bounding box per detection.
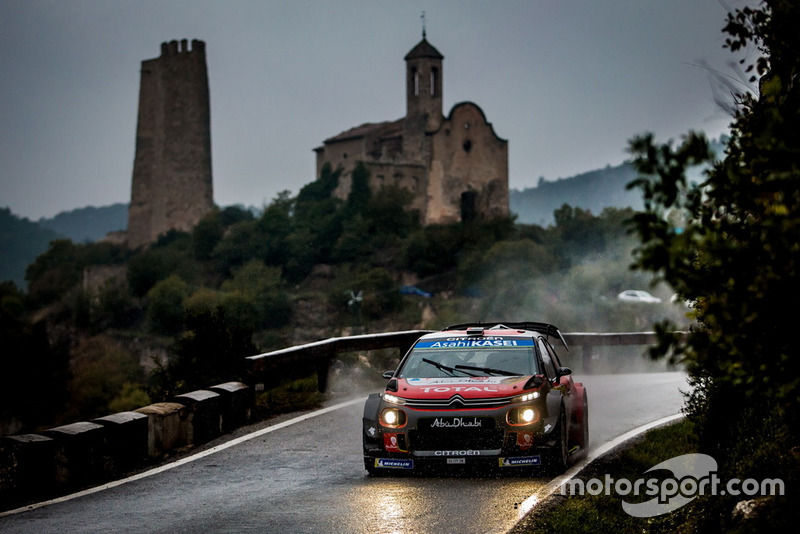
[513,392,540,403]
[383,393,406,405]
[380,408,407,428]
[507,406,538,426]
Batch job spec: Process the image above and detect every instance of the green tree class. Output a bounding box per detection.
[95,276,139,329]
[332,214,372,263]
[344,161,372,218]
[553,204,607,259]
[192,210,224,261]
[1,281,69,431]
[354,267,404,319]
[127,237,195,297]
[25,239,83,305]
[211,218,267,275]
[626,1,800,526]
[258,192,294,267]
[292,163,345,268]
[146,275,192,334]
[221,260,291,329]
[403,224,466,278]
[108,383,151,413]
[365,185,420,244]
[153,288,258,396]
[65,335,144,421]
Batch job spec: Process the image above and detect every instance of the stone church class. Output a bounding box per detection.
[314,35,509,225]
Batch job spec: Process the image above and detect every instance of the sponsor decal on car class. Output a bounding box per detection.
[433,450,482,456]
[407,377,512,385]
[383,433,408,453]
[447,458,466,464]
[430,417,483,428]
[375,458,414,469]
[516,431,534,450]
[414,449,502,457]
[420,386,499,393]
[499,456,542,467]
[415,338,534,349]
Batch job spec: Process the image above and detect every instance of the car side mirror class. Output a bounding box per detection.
[524,374,545,389]
[382,370,395,379]
[557,366,572,377]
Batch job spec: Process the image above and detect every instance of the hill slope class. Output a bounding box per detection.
[510,161,642,226]
[1,204,128,287]
[39,203,128,243]
[0,208,61,287]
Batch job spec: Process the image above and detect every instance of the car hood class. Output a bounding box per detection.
[394,376,529,399]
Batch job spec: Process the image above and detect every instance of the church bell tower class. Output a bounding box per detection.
[403,28,444,160]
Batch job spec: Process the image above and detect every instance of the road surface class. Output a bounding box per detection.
[0,372,689,534]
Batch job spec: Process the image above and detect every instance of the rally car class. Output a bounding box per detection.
[363,322,588,475]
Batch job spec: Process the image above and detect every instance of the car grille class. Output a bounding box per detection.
[410,416,504,451]
[402,395,511,409]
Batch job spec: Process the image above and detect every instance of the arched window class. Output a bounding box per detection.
[430,67,439,97]
[411,67,419,96]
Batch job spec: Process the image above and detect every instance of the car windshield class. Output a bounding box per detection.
[396,338,538,378]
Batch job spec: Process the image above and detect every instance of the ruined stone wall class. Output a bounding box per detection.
[364,160,428,216]
[127,39,213,249]
[316,136,364,201]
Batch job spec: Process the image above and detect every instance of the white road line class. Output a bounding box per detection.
[513,412,685,523]
[0,397,365,518]
[4,401,682,522]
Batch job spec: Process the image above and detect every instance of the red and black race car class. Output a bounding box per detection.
[363,322,588,475]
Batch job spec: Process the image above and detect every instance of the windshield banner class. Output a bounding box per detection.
[406,377,519,385]
[415,338,534,349]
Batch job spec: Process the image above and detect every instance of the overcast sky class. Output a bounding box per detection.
[0,0,752,220]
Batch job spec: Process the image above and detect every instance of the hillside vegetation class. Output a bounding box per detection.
[0,204,128,287]
[0,208,62,287]
[511,138,726,226]
[1,161,688,436]
[3,158,679,289]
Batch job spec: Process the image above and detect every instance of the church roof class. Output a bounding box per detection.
[404,38,444,60]
[323,118,403,144]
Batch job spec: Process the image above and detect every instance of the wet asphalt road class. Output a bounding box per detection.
[0,372,688,534]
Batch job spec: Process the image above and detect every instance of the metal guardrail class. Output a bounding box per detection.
[245,330,431,391]
[245,330,685,391]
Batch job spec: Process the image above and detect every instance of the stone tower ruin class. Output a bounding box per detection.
[127,39,214,249]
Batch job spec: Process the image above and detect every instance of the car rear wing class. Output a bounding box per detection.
[444,321,569,351]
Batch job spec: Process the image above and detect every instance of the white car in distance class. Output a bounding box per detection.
[617,290,662,304]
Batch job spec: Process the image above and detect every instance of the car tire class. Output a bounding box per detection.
[365,459,379,476]
[579,390,589,450]
[546,410,569,475]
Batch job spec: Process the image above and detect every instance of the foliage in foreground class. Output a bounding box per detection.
[516,420,798,534]
[625,1,800,529]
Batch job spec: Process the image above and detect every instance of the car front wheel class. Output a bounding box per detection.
[546,410,569,475]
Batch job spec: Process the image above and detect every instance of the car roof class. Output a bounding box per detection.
[420,322,569,351]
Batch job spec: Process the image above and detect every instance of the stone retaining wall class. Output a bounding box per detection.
[0,382,252,509]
